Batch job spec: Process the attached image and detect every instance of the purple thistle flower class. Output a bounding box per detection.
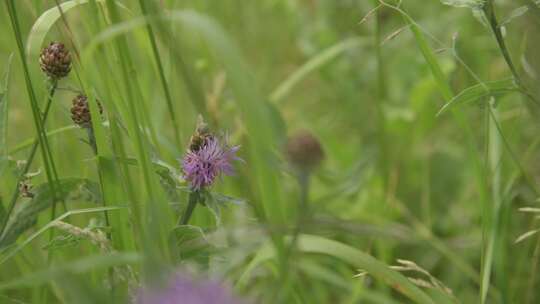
[137,272,244,304]
[182,137,240,190]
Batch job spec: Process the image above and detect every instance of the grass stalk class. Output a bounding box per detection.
[4,0,60,214]
[137,0,182,148]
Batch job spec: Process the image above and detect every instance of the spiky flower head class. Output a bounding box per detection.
[182,137,240,190]
[285,130,324,171]
[39,42,71,80]
[70,94,103,128]
[137,272,244,304]
[182,117,240,190]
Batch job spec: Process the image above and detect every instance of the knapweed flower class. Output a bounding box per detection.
[182,136,240,190]
[70,94,103,128]
[39,42,71,79]
[137,272,244,304]
[285,130,324,172]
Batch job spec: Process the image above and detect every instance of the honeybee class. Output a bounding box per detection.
[188,116,213,151]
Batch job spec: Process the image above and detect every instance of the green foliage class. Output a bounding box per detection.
[437,79,520,115]
[440,0,485,8]
[0,178,101,250]
[169,225,213,266]
[1,0,540,303]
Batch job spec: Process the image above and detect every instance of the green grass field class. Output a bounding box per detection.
[1,0,540,303]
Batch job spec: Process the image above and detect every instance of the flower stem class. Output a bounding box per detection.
[86,127,97,155]
[84,122,115,294]
[0,80,57,236]
[279,170,311,302]
[179,191,200,225]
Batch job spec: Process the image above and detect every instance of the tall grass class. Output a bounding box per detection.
[1,0,540,303]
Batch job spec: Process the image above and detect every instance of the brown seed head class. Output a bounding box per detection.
[285,130,324,171]
[70,94,103,128]
[39,42,71,79]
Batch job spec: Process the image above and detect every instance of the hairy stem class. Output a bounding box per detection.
[179,191,199,225]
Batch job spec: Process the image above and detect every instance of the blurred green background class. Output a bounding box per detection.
[1,0,540,303]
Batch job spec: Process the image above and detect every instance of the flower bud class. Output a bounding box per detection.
[285,130,324,171]
[39,42,71,80]
[70,94,103,128]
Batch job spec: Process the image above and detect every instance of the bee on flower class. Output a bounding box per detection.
[181,116,241,191]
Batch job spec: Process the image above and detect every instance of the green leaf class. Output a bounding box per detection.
[0,178,102,249]
[0,54,13,157]
[238,235,436,304]
[437,79,519,115]
[269,38,365,104]
[8,125,78,154]
[0,54,13,179]
[41,233,82,250]
[108,156,183,201]
[26,0,129,59]
[440,0,485,8]
[201,191,246,225]
[0,197,5,231]
[169,225,214,266]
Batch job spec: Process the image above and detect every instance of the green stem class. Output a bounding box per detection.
[288,171,310,253]
[280,170,311,302]
[86,127,98,155]
[483,1,539,105]
[85,124,114,293]
[373,0,389,191]
[526,235,540,304]
[179,191,199,225]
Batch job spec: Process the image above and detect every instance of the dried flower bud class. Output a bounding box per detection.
[39,42,71,79]
[19,179,34,199]
[70,94,103,128]
[285,130,324,171]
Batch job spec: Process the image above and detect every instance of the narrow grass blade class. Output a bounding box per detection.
[0,206,126,266]
[515,229,540,244]
[270,38,365,104]
[26,0,129,59]
[0,54,13,159]
[9,125,78,154]
[0,178,102,249]
[238,235,436,304]
[0,252,140,290]
[437,79,519,115]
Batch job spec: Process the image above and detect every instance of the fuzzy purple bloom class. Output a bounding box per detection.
[182,137,240,190]
[137,273,243,304]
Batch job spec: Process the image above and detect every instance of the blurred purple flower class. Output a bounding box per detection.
[137,273,243,304]
[182,137,240,190]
